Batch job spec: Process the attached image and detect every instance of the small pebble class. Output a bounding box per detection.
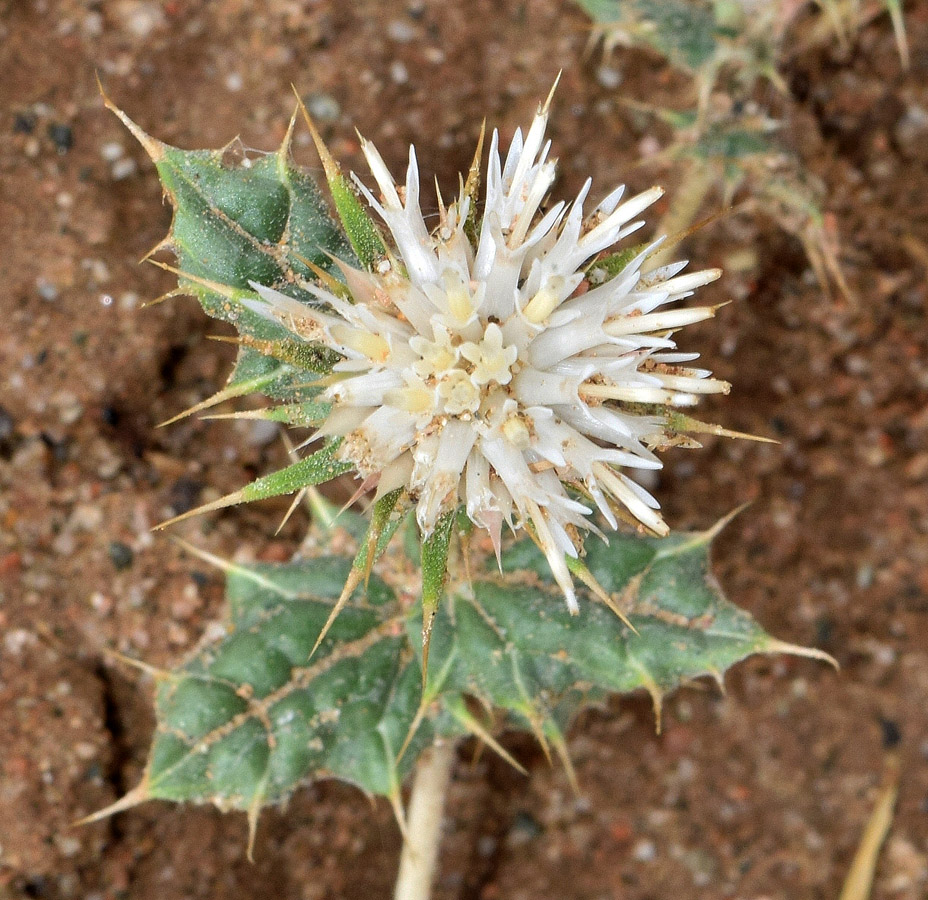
[108,541,134,571]
[110,157,137,180]
[633,839,657,862]
[476,835,497,857]
[56,391,84,425]
[36,278,59,302]
[90,592,114,615]
[75,742,98,761]
[168,477,203,515]
[54,835,81,858]
[53,532,76,556]
[880,718,902,749]
[82,258,111,284]
[82,11,103,37]
[507,811,542,847]
[167,621,189,646]
[895,104,928,150]
[101,406,120,427]
[42,432,71,463]
[305,93,341,123]
[100,141,124,162]
[47,123,73,153]
[0,405,15,442]
[120,1,166,39]
[4,628,35,654]
[21,879,47,898]
[638,135,661,157]
[856,564,874,589]
[596,65,622,89]
[14,113,36,134]
[390,60,409,85]
[70,503,103,531]
[387,19,416,42]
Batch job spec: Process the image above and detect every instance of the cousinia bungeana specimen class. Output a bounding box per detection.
[88,82,829,900]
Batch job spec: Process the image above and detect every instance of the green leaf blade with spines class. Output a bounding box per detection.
[111,101,356,411]
[293,94,388,270]
[143,559,425,809]
[156,441,354,529]
[430,530,773,730]
[156,139,353,285]
[237,441,353,504]
[575,0,719,71]
[109,521,825,829]
[223,347,327,409]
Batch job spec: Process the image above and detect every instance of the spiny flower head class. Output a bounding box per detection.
[249,95,730,612]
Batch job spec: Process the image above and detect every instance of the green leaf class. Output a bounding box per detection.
[688,122,772,161]
[154,142,351,338]
[573,0,622,21]
[239,442,352,502]
[305,489,409,659]
[144,559,425,812]
[295,95,388,270]
[355,489,408,573]
[99,519,830,833]
[156,440,353,529]
[224,347,329,408]
[636,0,718,70]
[109,100,353,410]
[426,528,799,735]
[575,0,719,71]
[419,510,456,678]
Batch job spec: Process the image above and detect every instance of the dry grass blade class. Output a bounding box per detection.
[838,756,900,900]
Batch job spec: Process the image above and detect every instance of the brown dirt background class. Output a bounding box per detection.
[2,1,927,898]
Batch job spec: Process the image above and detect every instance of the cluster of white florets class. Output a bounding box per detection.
[249,98,728,611]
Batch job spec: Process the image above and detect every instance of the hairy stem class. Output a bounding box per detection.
[393,740,456,900]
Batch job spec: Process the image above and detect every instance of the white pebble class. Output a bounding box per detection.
[596,65,622,89]
[36,278,59,301]
[4,629,35,654]
[101,142,124,161]
[111,157,137,180]
[387,19,416,42]
[390,60,409,85]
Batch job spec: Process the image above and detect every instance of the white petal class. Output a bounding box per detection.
[511,367,583,407]
[415,420,477,533]
[605,306,717,336]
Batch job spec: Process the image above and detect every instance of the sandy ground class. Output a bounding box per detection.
[1,1,927,898]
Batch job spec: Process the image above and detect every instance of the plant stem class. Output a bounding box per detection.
[645,159,714,272]
[393,739,456,900]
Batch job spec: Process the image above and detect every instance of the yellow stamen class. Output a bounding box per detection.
[502,416,531,449]
[443,270,473,324]
[522,276,565,324]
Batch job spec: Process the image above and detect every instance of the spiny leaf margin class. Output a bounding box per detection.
[91,521,830,833]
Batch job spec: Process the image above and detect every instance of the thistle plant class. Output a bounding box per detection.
[89,83,831,899]
[575,0,910,300]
